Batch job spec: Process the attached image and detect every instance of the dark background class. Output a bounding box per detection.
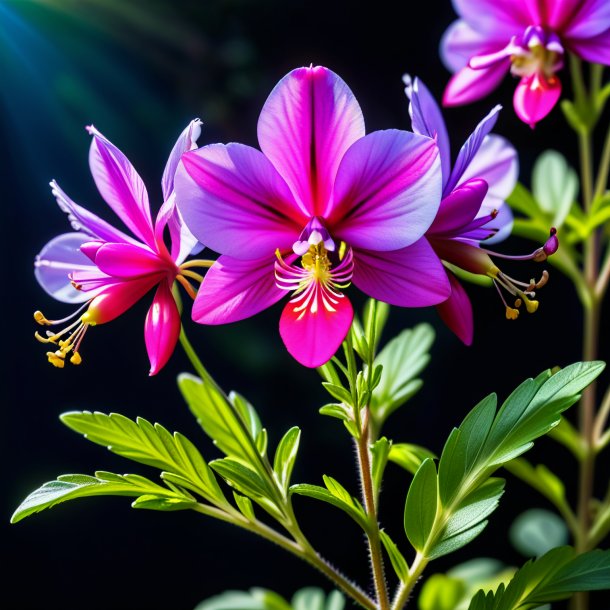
[2,1,608,609]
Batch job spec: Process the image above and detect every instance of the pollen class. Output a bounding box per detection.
[505,307,520,320]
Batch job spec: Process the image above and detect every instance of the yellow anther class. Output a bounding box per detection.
[338,241,347,261]
[70,352,82,365]
[514,298,522,308]
[71,280,82,291]
[46,352,65,368]
[35,331,57,344]
[506,307,520,320]
[523,298,539,314]
[34,311,51,326]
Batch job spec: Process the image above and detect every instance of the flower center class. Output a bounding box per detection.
[510,26,563,82]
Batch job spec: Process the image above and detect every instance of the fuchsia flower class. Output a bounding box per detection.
[441,0,610,126]
[406,76,557,344]
[34,120,203,374]
[175,66,450,368]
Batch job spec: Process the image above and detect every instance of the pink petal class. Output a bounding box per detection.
[564,0,610,38]
[93,242,171,280]
[145,281,181,376]
[279,286,353,368]
[436,273,474,345]
[87,125,155,248]
[441,20,507,72]
[513,74,562,128]
[452,0,530,35]
[192,254,286,324]
[443,62,510,107]
[162,119,203,201]
[568,28,610,65]
[429,179,489,237]
[35,233,100,304]
[352,237,451,307]
[176,143,305,259]
[50,180,137,245]
[257,66,365,217]
[153,194,201,264]
[331,130,441,252]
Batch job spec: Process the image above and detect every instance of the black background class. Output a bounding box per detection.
[2,1,608,609]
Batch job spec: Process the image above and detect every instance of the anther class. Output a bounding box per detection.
[70,352,82,365]
[34,311,51,326]
[506,307,520,320]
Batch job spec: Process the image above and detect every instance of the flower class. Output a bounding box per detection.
[441,0,610,126]
[175,66,450,368]
[34,120,203,374]
[406,75,556,344]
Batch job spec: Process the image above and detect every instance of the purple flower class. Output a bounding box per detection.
[406,76,555,343]
[175,66,450,368]
[34,120,202,375]
[441,0,610,126]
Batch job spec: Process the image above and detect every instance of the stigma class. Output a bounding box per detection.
[510,26,563,83]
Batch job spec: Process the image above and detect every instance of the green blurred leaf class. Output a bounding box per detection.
[418,573,465,610]
[292,588,326,610]
[547,416,586,459]
[273,427,301,491]
[389,443,436,475]
[380,530,409,582]
[371,437,391,497]
[195,588,291,610]
[405,458,438,552]
[509,508,568,557]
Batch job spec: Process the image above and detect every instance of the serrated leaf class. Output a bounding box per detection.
[290,484,369,531]
[532,150,578,227]
[380,530,409,582]
[273,427,301,491]
[509,508,568,557]
[405,458,438,551]
[60,411,227,506]
[370,324,434,426]
[388,443,436,475]
[371,437,391,497]
[11,472,189,523]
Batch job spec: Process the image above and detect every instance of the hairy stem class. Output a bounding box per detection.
[390,553,428,610]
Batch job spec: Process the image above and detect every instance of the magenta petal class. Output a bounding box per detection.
[568,28,610,65]
[436,273,474,345]
[154,193,200,264]
[145,281,181,376]
[35,232,99,303]
[94,242,168,279]
[192,254,286,324]
[429,179,489,236]
[513,74,562,128]
[352,238,451,307]
[279,288,353,368]
[452,0,529,34]
[161,119,203,201]
[257,66,365,217]
[176,143,305,259]
[565,0,610,38]
[331,130,441,252]
[50,180,137,245]
[87,125,155,247]
[443,62,509,107]
[87,277,158,324]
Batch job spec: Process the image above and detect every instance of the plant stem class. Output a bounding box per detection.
[390,553,428,610]
[356,415,390,610]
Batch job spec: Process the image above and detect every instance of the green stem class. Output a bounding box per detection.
[593,385,610,449]
[593,124,610,201]
[390,553,428,610]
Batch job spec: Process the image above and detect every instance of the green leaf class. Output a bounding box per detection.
[509,508,568,557]
[292,588,325,610]
[506,182,543,218]
[418,574,465,610]
[362,298,390,356]
[321,382,354,406]
[380,530,409,582]
[324,591,345,610]
[290,483,368,531]
[532,150,578,228]
[319,403,351,422]
[370,324,435,426]
[273,427,301,491]
[59,411,227,506]
[210,458,275,503]
[11,471,193,523]
[404,458,438,552]
[371,437,391,497]
[548,416,586,459]
[388,443,436,475]
[195,588,291,610]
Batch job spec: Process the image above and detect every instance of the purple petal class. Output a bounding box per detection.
[50,180,137,245]
[352,237,451,307]
[404,76,452,190]
[257,66,365,217]
[436,273,473,345]
[513,74,562,128]
[35,232,100,303]
[443,62,510,107]
[161,119,203,201]
[429,179,489,237]
[451,0,530,35]
[564,0,610,38]
[331,129,441,252]
[568,28,610,65]
[444,104,501,195]
[176,143,306,259]
[192,254,286,324]
[155,193,201,264]
[441,20,505,72]
[145,280,181,376]
[93,243,169,279]
[279,287,353,368]
[87,125,155,248]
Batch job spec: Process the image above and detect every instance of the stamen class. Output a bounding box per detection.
[176,274,199,300]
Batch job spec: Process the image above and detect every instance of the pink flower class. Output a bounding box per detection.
[34,120,202,375]
[406,76,556,343]
[441,0,610,126]
[174,66,450,368]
